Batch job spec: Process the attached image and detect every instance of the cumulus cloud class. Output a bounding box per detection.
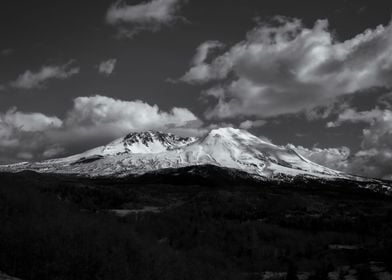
[181,16,392,119]
[181,41,225,83]
[0,109,64,162]
[0,122,19,149]
[2,108,63,132]
[0,107,62,151]
[65,95,197,130]
[0,95,201,163]
[292,104,392,179]
[98,59,117,75]
[349,112,392,179]
[328,107,392,179]
[291,145,350,172]
[11,61,80,89]
[106,0,186,37]
[60,95,200,144]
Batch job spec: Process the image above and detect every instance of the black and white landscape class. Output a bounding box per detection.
[1,1,392,279]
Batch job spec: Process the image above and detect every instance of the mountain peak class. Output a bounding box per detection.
[124,129,166,140]
[204,127,247,140]
[123,130,196,150]
[124,130,166,144]
[204,127,273,148]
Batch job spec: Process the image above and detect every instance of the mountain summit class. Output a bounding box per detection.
[0,128,347,179]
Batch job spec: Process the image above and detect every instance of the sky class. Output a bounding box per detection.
[1,0,392,179]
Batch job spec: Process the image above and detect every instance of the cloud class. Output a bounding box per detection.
[42,146,66,158]
[377,92,392,108]
[1,94,391,179]
[1,49,14,56]
[0,122,20,149]
[106,0,186,37]
[65,95,198,130]
[292,145,350,172]
[16,152,34,160]
[239,119,266,130]
[0,95,201,163]
[180,16,392,119]
[60,95,200,144]
[98,59,117,75]
[328,107,392,179]
[2,107,62,132]
[11,61,80,89]
[327,108,386,127]
[181,41,225,83]
[348,111,392,179]
[304,98,351,120]
[0,109,64,162]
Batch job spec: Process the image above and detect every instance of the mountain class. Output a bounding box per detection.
[0,127,351,179]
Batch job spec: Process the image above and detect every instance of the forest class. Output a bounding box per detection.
[1,169,392,280]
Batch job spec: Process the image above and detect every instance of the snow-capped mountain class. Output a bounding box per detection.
[0,128,350,179]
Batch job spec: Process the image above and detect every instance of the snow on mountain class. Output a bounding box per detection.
[0,128,348,179]
[49,130,197,163]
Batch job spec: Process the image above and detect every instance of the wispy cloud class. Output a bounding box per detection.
[239,120,266,130]
[0,49,14,56]
[327,108,386,128]
[11,61,80,90]
[106,0,186,37]
[98,59,117,75]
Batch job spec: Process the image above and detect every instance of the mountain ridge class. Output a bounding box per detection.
[0,127,350,180]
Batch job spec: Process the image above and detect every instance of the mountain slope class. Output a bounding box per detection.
[0,127,348,179]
